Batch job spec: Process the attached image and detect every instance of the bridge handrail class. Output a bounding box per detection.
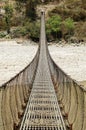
[0,44,40,130]
[47,49,86,92]
[47,48,86,130]
[0,46,39,89]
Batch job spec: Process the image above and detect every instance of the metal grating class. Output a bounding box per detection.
[22,126,65,130]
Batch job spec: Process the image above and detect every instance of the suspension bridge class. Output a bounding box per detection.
[0,11,86,130]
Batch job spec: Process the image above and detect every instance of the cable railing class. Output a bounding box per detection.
[19,11,67,130]
[47,48,86,130]
[0,46,39,130]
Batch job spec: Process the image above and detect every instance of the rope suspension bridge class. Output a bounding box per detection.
[0,11,86,130]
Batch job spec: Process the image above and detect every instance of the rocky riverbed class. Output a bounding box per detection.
[0,40,38,86]
[49,44,86,87]
[0,40,86,87]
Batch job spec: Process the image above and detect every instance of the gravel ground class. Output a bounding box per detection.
[49,44,86,86]
[0,40,38,86]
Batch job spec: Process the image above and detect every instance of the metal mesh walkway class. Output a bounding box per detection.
[19,11,66,130]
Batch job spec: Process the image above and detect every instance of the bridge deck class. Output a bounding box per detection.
[20,12,66,130]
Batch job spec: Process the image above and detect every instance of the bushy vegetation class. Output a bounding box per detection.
[0,0,75,41]
[46,15,74,41]
[26,0,39,20]
[46,15,62,40]
[15,0,40,20]
[28,21,40,41]
[12,27,28,38]
[0,32,7,38]
[11,20,40,41]
[4,3,13,34]
[63,18,74,35]
[0,0,40,40]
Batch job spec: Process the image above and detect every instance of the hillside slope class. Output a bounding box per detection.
[45,0,86,41]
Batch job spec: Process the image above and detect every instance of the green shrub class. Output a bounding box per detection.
[64,18,74,32]
[0,32,7,38]
[28,21,40,41]
[12,26,28,38]
[12,20,40,41]
[0,19,6,31]
[46,15,75,41]
[46,15,62,40]
[4,3,13,34]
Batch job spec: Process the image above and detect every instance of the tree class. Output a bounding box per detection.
[26,0,38,20]
[4,3,13,34]
[15,0,39,20]
[46,15,62,40]
[64,18,74,36]
[28,21,40,41]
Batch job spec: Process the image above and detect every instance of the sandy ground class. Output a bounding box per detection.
[0,41,86,87]
[0,40,38,86]
[49,44,86,86]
